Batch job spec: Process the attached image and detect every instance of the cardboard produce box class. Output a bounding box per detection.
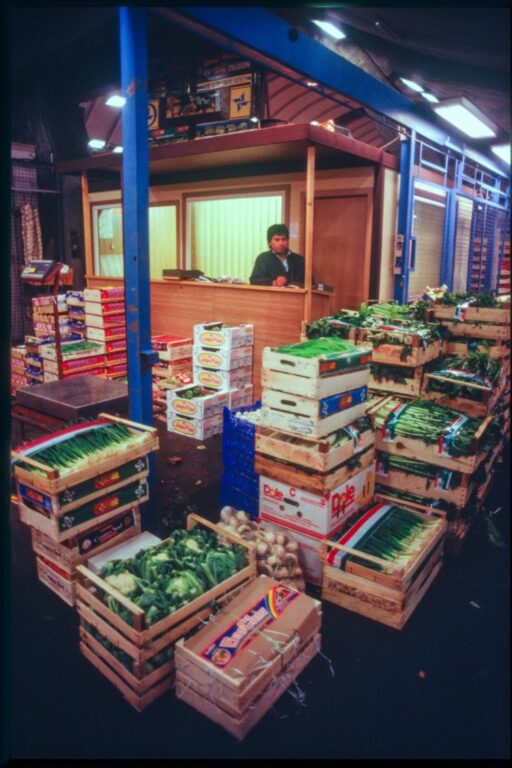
[193,345,253,371]
[167,413,223,440]
[83,287,125,303]
[175,575,321,738]
[193,365,252,391]
[259,461,375,537]
[167,384,228,419]
[193,321,254,351]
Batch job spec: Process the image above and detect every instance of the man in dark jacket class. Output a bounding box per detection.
[249,224,306,287]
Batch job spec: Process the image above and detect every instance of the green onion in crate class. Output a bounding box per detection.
[274,337,359,358]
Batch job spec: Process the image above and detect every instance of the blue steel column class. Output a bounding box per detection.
[119,7,156,425]
[441,189,457,290]
[119,7,158,515]
[394,132,415,304]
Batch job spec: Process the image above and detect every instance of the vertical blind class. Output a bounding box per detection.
[452,196,473,293]
[408,198,445,300]
[188,194,283,282]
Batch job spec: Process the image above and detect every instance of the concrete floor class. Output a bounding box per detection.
[5,420,511,760]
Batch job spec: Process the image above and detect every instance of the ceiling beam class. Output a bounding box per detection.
[157,6,507,177]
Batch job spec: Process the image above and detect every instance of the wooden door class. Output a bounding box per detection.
[310,191,373,311]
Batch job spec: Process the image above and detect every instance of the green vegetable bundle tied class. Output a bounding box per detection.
[274,337,359,358]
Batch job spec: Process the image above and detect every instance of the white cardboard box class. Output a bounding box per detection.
[167,413,224,440]
[228,384,254,410]
[258,461,375,537]
[193,345,253,371]
[193,365,252,391]
[193,322,254,351]
[167,385,229,419]
[87,531,161,574]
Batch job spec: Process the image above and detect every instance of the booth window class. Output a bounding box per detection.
[408,192,446,300]
[92,203,178,278]
[186,192,284,282]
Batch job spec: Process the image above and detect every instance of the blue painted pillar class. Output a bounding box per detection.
[119,7,157,424]
[394,131,415,303]
[441,189,457,291]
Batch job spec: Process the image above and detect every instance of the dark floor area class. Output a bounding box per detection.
[6,419,511,761]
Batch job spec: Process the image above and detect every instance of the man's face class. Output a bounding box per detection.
[269,234,289,255]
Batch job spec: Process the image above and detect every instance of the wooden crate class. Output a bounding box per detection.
[260,401,367,439]
[12,413,159,495]
[36,554,77,606]
[443,339,510,360]
[435,320,509,341]
[75,514,256,709]
[255,419,374,474]
[79,621,175,711]
[29,508,142,576]
[261,366,369,399]
[368,365,423,399]
[17,455,150,518]
[375,457,475,509]
[175,632,320,740]
[357,330,441,367]
[300,318,359,342]
[262,344,372,379]
[369,395,492,474]
[320,506,446,630]
[255,445,375,495]
[421,371,504,419]
[18,481,149,543]
[431,304,510,325]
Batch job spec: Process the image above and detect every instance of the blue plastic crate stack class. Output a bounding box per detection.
[220,401,261,519]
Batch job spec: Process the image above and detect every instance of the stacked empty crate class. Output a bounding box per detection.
[66,290,87,339]
[11,344,30,394]
[151,335,193,418]
[84,286,127,379]
[256,338,376,584]
[12,415,159,607]
[166,321,254,440]
[221,401,262,519]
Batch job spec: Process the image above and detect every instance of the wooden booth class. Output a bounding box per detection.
[58,123,399,398]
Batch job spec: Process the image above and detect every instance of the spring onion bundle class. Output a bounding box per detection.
[430,353,502,386]
[19,422,147,476]
[329,503,440,573]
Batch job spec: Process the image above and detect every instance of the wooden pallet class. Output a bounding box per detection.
[12,413,159,495]
[320,507,446,629]
[255,445,375,495]
[255,420,374,474]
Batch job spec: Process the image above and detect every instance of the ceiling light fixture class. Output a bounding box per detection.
[88,139,106,150]
[491,144,510,164]
[112,146,123,154]
[421,92,439,104]
[106,94,126,108]
[400,77,424,93]
[312,20,346,40]
[432,96,497,139]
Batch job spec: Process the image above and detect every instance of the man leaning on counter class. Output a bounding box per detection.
[249,224,306,288]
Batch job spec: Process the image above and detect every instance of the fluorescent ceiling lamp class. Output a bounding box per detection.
[312,20,346,40]
[491,144,510,164]
[112,146,123,153]
[106,94,126,108]
[88,139,106,150]
[400,77,424,93]
[433,96,497,139]
[421,92,439,104]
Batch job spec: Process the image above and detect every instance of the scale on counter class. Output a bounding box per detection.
[21,260,62,283]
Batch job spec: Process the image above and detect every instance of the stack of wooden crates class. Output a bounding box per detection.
[255,340,376,584]
[12,414,158,607]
